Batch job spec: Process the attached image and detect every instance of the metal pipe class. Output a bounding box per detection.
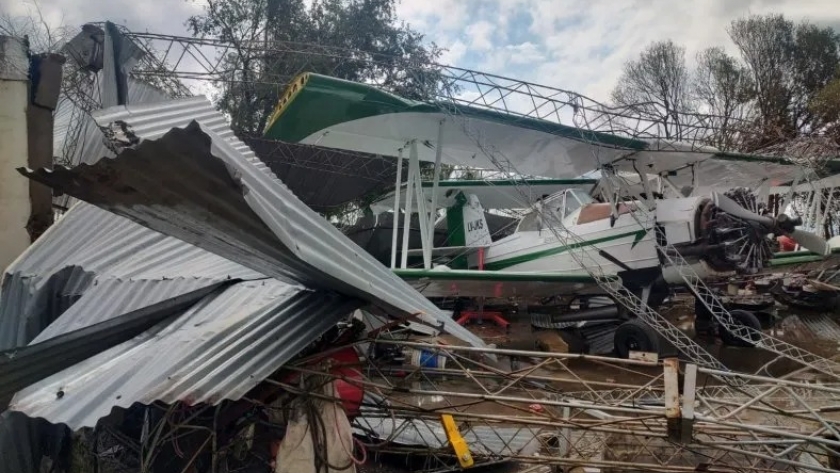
[410,142,431,269]
[425,119,445,268]
[400,142,416,269]
[285,367,665,417]
[371,339,658,367]
[698,367,840,396]
[390,148,404,269]
[546,305,620,323]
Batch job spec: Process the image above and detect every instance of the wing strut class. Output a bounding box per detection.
[390,147,404,269]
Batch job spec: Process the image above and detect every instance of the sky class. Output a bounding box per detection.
[5,0,840,103]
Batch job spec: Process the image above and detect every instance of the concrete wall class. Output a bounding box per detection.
[0,37,30,272]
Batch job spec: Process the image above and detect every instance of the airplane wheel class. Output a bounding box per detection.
[614,319,660,359]
[720,310,761,348]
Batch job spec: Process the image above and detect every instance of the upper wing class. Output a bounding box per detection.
[265,73,837,193]
[603,143,826,197]
[264,73,643,180]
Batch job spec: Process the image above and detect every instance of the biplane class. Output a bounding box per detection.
[264,72,840,356]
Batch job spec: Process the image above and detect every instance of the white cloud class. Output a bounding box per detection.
[395,0,471,33]
[480,41,544,70]
[440,40,468,65]
[466,20,494,51]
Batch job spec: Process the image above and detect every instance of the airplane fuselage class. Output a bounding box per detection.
[479,196,735,290]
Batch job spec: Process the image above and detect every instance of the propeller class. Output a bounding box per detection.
[789,229,830,256]
[711,192,830,256]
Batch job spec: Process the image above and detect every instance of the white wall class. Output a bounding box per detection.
[0,37,31,272]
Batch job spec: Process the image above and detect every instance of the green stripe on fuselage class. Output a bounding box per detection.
[483,229,648,271]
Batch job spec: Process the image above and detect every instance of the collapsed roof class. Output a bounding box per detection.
[2,96,484,431]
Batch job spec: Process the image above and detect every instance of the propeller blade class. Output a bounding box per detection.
[789,229,830,256]
[711,192,775,226]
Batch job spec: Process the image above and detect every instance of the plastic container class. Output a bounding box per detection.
[409,349,447,369]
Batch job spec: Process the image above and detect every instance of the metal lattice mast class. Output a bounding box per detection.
[428,70,840,383]
[290,338,840,472]
[431,100,732,375]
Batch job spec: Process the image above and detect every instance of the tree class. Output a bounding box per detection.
[0,1,71,53]
[692,47,755,150]
[611,40,691,139]
[187,0,445,135]
[810,76,840,139]
[728,14,840,144]
[791,23,840,131]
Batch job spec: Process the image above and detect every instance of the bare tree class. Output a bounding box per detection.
[0,0,71,53]
[692,47,756,150]
[611,40,691,139]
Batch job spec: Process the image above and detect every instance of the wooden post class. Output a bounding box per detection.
[664,357,681,441]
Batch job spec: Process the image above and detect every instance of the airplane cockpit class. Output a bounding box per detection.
[514,188,595,233]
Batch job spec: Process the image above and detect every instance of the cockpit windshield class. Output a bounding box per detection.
[515,188,594,233]
[563,189,593,216]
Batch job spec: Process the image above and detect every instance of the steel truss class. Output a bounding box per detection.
[423,81,840,380]
[288,338,840,472]
[603,171,840,381]
[105,28,783,154]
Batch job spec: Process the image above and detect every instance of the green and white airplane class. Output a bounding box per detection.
[264,73,840,349]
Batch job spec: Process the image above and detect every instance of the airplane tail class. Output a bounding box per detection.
[446,192,493,248]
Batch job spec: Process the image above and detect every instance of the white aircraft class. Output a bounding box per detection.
[264,72,840,355]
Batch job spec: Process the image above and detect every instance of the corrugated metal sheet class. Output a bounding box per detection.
[9,279,361,429]
[52,79,173,211]
[30,278,231,343]
[21,97,484,348]
[13,203,263,280]
[1,284,223,401]
[797,314,840,341]
[53,79,171,167]
[0,203,264,350]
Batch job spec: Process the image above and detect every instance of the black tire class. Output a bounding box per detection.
[719,310,761,347]
[614,319,660,359]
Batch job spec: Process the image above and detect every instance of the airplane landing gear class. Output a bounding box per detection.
[614,319,660,359]
[719,309,761,347]
[694,299,762,348]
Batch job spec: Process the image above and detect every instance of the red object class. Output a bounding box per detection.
[778,235,797,252]
[328,347,365,418]
[478,247,485,270]
[456,310,510,331]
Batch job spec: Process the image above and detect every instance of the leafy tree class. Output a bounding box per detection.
[810,76,840,139]
[728,14,840,144]
[611,40,692,139]
[692,47,755,149]
[187,0,445,135]
[791,23,840,131]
